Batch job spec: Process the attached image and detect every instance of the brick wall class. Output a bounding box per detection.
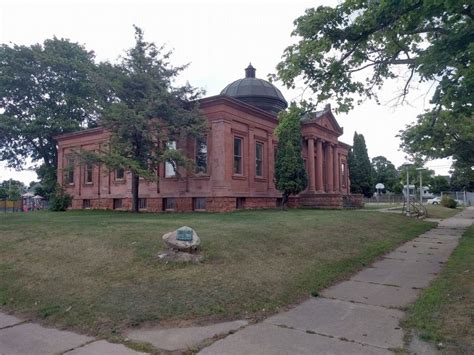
[206,197,235,212]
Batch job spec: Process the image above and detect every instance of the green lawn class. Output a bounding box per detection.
[0,209,434,337]
[425,204,462,219]
[404,224,474,353]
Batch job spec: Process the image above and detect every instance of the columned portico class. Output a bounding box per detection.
[307,137,316,192]
[326,143,334,192]
[333,145,340,192]
[316,139,324,192]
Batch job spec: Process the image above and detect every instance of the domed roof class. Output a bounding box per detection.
[221,64,288,115]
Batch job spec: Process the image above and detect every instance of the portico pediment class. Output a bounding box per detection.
[301,105,344,138]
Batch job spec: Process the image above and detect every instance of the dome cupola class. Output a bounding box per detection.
[221,64,288,115]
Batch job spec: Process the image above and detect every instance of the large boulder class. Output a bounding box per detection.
[162,226,200,253]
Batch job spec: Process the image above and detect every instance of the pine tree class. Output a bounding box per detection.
[91,26,206,212]
[275,104,308,207]
[348,132,373,197]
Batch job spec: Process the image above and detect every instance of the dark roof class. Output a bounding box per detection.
[220,64,288,115]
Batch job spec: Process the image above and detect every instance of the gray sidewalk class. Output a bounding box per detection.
[0,207,472,354]
[199,207,474,354]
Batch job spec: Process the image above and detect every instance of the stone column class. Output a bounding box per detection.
[327,143,334,192]
[316,139,324,192]
[307,137,316,192]
[333,145,340,192]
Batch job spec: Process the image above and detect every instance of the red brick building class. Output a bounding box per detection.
[56,65,361,212]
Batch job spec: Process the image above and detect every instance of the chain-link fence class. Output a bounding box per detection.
[441,191,472,206]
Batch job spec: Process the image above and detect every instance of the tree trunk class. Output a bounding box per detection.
[131,172,140,213]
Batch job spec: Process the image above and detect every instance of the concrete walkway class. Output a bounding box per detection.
[0,207,472,354]
[199,207,474,354]
[0,314,146,355]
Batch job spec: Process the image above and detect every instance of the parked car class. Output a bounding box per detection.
[427,197,441,204]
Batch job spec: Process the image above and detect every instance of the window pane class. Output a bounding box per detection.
[194,197,206,210]
[113,199,122,209]
[256,142,263,177]
[166,141,177,177]
[86,163,93,183]
[195,138,207,173]
[139,198,147,209]
[116,168,124,180]
[165,161,176,177]
[233,137,242,174]
[165,198,175,210]
[67,159,75,184]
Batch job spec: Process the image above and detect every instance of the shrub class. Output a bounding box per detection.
[441,196,457,209]
[49,186,72,211]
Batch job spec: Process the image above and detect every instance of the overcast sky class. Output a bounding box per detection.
[0,0,452,185]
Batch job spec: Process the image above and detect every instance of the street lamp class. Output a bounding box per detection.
[401,163,412,216]
[416,168,426,205]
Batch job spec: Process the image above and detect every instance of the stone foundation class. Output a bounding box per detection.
[70,194,362,212]
[342,194,364,208]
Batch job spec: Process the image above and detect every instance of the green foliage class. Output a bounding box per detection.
[397,161,434,191]
[441,195,457,209]
[275,104,308,205]
[89,26,206,212]
[371,156,399,192]
[348,132,373,197]
[429,175,450,195]
[0,38,101,172]
[450,160,474,191]
[0,180,26,200]
[276,0,473,166]
[49,185,72,211]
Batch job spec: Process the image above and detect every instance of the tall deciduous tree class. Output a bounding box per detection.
[275,104,308,207]
[0,38,102,196]
[276,1,473,166]
[371,156,399,192]
[348,132,373,197]
[92,26,206,213]
[429,175,450,195]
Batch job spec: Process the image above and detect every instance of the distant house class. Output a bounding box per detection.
[55,65,362,212]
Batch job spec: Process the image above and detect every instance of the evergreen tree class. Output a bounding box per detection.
[348,132,373,197]
[275,104,308,207]
[89,26,206,212]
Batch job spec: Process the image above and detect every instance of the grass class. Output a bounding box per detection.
[404,224,474,353]
[363,202,403,210]
[425,204,462,219]
[0,209,434,337]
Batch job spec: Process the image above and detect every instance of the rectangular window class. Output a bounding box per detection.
[85,163,93,184]
[195,137,208,174]
[113,198,123,209]
[165,141,177,178]
[233,137,243,175]
[193,197,206,211]
[236,197,246,209]
[255,142,263,177]
[138,198,147,209]
[164,198,176,211]
[82,199,91,209]
[66,158,75,184]
[116,167,125,180]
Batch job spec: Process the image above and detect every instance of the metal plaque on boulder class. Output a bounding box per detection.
[176,226,193,241]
